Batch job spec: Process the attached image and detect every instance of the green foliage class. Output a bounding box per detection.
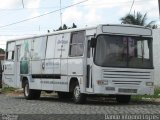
[0,48,5,54]
[120,12,157,29]
[132,88,160,101]
[1,87,16,93]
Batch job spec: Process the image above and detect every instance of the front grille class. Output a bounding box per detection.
[118,88,137,93]
[103,69,152,86]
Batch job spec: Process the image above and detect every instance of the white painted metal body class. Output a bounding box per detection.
[153,29,160,86]
[2,24,154,95]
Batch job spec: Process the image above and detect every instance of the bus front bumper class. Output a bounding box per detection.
[93,85,154,95]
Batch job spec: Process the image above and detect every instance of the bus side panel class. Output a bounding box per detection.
[3,61,15,87]
[29,37,47,90]
[68,58,84,92]
[3,42,16,87]
[31,60,42,74]
[29,78,42,90]
[59,33,70,92]
[41,35,55,91]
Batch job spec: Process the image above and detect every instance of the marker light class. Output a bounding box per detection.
[146,82,154,86]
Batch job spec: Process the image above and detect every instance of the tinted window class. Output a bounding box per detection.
[94,35,153,69]
[87,40,91,58]
[69,31,85,56]
[12,51,14,60]
[71,32,85,44]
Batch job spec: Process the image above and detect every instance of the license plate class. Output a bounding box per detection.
[118,88,137,93]
[106,87,115,91]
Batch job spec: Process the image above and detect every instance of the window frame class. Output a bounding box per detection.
[6,50,15,61]
[93,34,153,69]
[69,31,85,57]
[6,42,15,61]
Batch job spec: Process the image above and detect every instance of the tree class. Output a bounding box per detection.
[0,48,5,54]
[120,12,157,29]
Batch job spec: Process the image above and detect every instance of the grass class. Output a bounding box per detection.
[132,88,160,101]
[0,87,17,94]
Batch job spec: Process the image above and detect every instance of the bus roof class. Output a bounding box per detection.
[6,24,151,43]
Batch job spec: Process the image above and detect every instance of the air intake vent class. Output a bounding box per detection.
[112,80,141,85]
[102,69,152,86]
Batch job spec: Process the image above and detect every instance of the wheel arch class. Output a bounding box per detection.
[21,76,29,88]
[69,77,79,92]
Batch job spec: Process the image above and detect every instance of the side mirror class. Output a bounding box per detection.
[90,38,97,48]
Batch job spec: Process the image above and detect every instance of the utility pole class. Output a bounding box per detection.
[60,0,63,27]
[129,0,135,14]
[158,0,160,18]
[22,0,24,8]
[39,25,40,32]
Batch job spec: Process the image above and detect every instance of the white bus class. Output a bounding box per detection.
[2,24,154,104]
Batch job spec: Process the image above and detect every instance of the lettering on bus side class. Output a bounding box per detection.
[5,64,12,70]
[57,40,68,44]
[45,62,59,69]
[41,81,68,85]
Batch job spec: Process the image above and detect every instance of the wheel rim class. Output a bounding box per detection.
[74,85,80,99]
[24,83,29,97]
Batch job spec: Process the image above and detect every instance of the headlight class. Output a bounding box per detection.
[146,82,154,86]
[97,80,108,85]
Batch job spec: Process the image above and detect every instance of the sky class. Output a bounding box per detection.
[0,0,159,49]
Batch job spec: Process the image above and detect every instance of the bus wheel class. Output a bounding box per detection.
[23,80,41,100]
[73,83,86,104]
[116,95,131,104]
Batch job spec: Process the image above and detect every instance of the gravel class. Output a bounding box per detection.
[0,94,160,120]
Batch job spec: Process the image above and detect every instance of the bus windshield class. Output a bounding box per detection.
[94,35,153,69]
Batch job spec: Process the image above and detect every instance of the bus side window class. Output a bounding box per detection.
[6,52,8,60]
[12,51,14,60]
[69,31,85,57]
[8,51,12,60]
[7,42,15,60]
[87,40,91,58]
[6,51,14,60]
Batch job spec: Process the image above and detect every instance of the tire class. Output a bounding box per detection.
[23,80,41,100]
[58,92,72,99]
[116,95,131,104]
[73,83,86,104]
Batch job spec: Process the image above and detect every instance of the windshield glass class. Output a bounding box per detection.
[94,35,153,69]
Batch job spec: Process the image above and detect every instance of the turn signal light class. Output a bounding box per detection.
[146,82,154,86]
[97,80,108,85]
